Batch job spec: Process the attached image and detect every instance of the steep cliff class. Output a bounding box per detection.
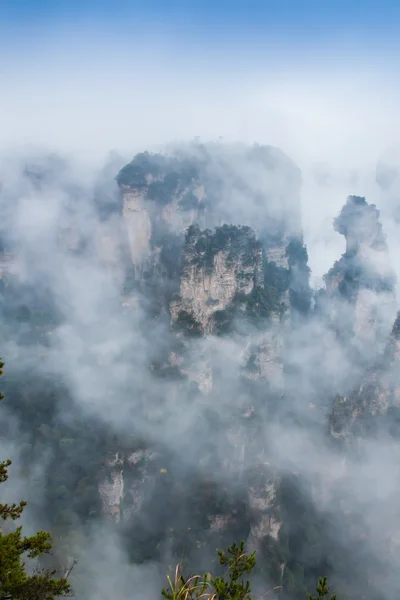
[116,152,204,279]
[94,144,308,574]
[330,311,400,441]
[168,222,300,395]
[324,195,396,361]
[322,196,400,442]
[4,144,376,597]
[170,224,264,334]
[99,449,161,524]
[115,144,303,282]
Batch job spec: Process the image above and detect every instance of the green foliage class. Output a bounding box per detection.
[0,459,26,521]
[392,311,400,340]
[263,261,290,297]
[212,283,286,336]
[308,577,337,600]
[185,225,258,275]
[212,541,256,600]
[162,541,256,600]
[116,152,200,194]
[326,196,395,302]
[161,540,336,600]
[334,195,367,239]
[213,307,235,336]
[325,257,360,302]
[183,224,289,332]
[0,359,72,600]
[115,152,164,187]
[286,238,311,316]
[239,285,284,322]
[148,172,180,205]
[326,250,394,302]
[0,359,26,523]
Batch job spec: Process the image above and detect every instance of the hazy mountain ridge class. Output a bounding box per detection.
[0,143,399,599]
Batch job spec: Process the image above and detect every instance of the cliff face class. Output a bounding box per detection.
[116,153,205,278]
[330,312,400,441]
[121,188,152,276]
[325,198,399,441]
[324,195,396,360]
[98,452,124,523]
[115,144,302,283]
[95,144,305,570]
[111,145,305,398]
[99,449,160,524]
[168,222,297,395]
[6,146,400,597]
[244,328,284,389]
[170,224,263,334]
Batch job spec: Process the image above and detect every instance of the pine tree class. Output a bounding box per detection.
[161,539,338,600]
[0,358,72,599]
[308,577,337,600]
[212,541,256,600]
[162,541,256,600]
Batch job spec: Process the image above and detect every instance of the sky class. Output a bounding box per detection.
[1,0,399,155]
[1,0,400,280]
[3,6,400,598]
[3,0,400,36]
[3,0,400,74]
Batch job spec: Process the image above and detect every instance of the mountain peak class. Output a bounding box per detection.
[334,195,386,255]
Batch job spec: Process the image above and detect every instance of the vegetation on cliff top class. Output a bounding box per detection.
[185,224,260,274]
[115,152,200,202]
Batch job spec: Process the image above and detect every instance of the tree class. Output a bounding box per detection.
[162,541,256,600]
[308,577,337,600]
[0,358,72,599]
[212,541,256,600]
[161,539,337,600]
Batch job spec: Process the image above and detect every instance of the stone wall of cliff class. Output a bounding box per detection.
[95,145,306,570]
[170,224,263,333]
[324,195,396,360]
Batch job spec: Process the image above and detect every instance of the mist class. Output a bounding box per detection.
[2,31,400,600]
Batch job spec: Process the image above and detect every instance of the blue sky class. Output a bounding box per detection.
[1,0,399,173]
[2,0,400,76]
[1,1,400,281]
[2,0,400,44]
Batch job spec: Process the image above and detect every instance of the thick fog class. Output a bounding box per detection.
[2,38,400,600]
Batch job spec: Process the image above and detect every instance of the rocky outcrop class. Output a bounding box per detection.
[170,225,263,334]
[329,378,389,441]
[265,242,289,270]
[330,311,400,441]
[243,320,284,390]
[99,449,161,523]
[324,196,399,440]
[98,144,304,577]
[6,145,400,597]
[116,153,204,278]
[121,188,152,276]
[98,452,124,523]
[324,196,396,359]
[115,144,303,280]
[247,468,282,550]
